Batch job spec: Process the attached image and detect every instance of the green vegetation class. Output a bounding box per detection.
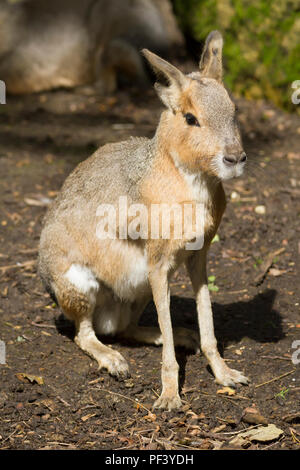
[274,387,289,400]
[172,0,300,113]
[208,275,219,292]
[253,257,263,269]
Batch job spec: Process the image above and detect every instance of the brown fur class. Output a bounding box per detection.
[38,31,248,411]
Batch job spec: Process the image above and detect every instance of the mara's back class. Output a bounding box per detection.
[38,135,154,301]
[44,137,154,227]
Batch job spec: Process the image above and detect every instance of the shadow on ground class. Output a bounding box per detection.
[55,287,283,350]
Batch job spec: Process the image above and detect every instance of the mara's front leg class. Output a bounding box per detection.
[149,266,182,410]
[186,249,249,387]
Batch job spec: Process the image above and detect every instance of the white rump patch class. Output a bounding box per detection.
[65,264,99,294]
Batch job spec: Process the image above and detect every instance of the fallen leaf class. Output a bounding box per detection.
[16,373,44,385]
[143,412,157,422]
[117,436,135,446]
[200,440,214,450]
[230,424,283,446]
[234,349,243,356]
[1,286,8,297]
[39,399,56,412]
[269,268,287,277]
[144,442,158,450]
[217,387,236,396]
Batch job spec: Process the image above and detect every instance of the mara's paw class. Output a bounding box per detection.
[153,393,182,411]
[215,366,249,387]
[98,350,130,379]
[174,327,200,353]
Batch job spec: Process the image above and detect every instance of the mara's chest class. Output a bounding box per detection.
[178,170,225,239]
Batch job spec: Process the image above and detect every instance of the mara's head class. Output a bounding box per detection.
[143,31,246,181]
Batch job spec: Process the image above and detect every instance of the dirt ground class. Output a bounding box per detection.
[0,70,299,450]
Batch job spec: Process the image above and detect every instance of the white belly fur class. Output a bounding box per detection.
[64,243,150,336]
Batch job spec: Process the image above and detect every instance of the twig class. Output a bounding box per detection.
[213,424,262,436]
[255,369,295,388]
[254,247,285,286]
[114,444,138,450]
[227,289,248,295]
[260,355,291,361]
[194,432,228,441]
[46,442,75,447]
[0,260,35,273]
[1,428,18,444]
[262,436,285,450]
[18,248,38,255]
[198,390,250,402]
[31,321,56,329]
[96,386,152,414]
[290,428,300,444]
[57,396,71,407]
[155,438,199,450]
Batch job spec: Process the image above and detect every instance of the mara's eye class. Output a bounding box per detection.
[184,113,200,127]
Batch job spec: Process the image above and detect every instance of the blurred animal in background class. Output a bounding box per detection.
[0,0,184,94]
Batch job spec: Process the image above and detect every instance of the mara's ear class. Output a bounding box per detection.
[142,49,187,111]
[199,30,223,82]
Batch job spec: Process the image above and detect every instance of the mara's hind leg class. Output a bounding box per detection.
[55,264,129,378]
[121,297,163,346]
[122,297,200,352]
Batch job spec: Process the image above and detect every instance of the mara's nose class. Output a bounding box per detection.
[223,151,247,166]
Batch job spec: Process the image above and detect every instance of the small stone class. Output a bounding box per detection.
[231,191,240,201]
[254,205,266,215]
